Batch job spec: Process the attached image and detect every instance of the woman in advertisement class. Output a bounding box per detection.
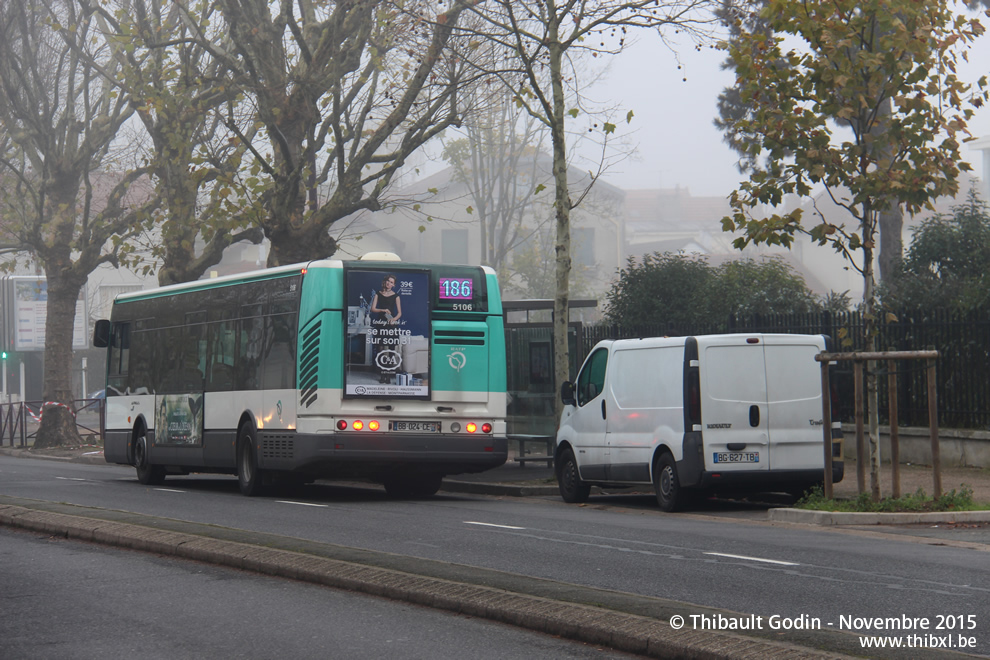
[370,274,402,325]
[370,274,403,382]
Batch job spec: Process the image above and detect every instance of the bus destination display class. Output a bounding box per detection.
[438,277,473,300]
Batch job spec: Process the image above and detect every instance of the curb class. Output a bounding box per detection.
[0,503,849,660]
[441,479,559,497]
[769,508,990,525]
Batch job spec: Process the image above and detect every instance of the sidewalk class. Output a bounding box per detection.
[443,452,990,533]
[446,452,990,501]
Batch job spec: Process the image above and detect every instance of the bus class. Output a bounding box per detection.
[92,256,508,497]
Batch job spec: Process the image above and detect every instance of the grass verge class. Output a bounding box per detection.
[795,484,990,512]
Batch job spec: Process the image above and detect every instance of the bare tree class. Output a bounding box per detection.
[173,0,475,266]
[453,0,719,416]
[81,0,264,286]
[0,0,155,446]
[441,88,552,276]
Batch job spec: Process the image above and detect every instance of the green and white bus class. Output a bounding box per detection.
[92,256,508,497]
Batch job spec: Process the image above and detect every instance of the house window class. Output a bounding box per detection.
[442,229,469,264]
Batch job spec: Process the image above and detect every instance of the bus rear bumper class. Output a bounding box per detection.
[260,431,508,477]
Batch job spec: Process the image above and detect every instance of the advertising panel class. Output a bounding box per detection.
[154,394,204,446]
[4,277,87,350]
[345,268,430,398]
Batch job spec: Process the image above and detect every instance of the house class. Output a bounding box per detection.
[339,161,626,309]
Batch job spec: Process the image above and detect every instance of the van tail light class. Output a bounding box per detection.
[687,371,701,425]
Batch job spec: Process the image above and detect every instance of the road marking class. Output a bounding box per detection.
[154,488,186,493]
[464,521,525,530]
[277,500,329,508]
[704,552,799,566]
[55,477,88,481]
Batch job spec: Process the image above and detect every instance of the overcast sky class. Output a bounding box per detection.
[592,17,990,199]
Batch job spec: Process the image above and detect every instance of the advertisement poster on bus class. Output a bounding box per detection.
[154,394,204,445]
[344,268,430,398]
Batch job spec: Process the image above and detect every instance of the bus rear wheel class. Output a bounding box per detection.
[134,433,166,486]
[383,474,443,499]
[237,424,266,496]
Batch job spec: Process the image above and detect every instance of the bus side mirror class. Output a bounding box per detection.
[560,381,575,406]
[93,320,110,348]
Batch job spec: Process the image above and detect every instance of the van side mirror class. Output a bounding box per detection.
[92,319,110,348]
[560,381,575,406]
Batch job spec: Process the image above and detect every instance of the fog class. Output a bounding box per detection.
[593,24,990,200]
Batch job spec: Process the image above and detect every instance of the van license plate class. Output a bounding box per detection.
[713,452,759,464]
[391,421,440,433]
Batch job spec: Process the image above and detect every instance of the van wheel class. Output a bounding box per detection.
[134,433,166,485]
[557,448,590,504]
[237,424,265,496]
[654,453,683,512]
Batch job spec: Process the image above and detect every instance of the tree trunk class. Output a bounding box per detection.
[874,97,903,282]
[878,204,903,282]
[266,222,338,266]
[548,33,572,424]
[862,233,881,501]
[34,273,83,448]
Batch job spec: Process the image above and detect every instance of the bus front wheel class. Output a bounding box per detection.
[237,425,265,496]
[134,433,166,486]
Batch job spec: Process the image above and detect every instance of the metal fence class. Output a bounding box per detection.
[506,308,990,432]
[0,399,104,448]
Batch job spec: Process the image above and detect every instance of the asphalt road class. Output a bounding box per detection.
[0,526,640,660]
[2,454,988,658]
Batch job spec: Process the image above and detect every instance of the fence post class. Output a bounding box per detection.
[888,352,900,499]
[927,357,941,500]
[854,362,865,494]
[820,357,834,500]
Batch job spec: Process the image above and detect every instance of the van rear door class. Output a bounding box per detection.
[698,336,770,473]
[763,336,826,471]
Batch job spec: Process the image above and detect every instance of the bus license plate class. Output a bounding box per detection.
[391,421,440,433]
[713,452,759,464]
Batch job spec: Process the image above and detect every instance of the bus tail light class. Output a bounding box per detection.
[466,422,477,433]
[335,419,382,431]
[481,423,492,433]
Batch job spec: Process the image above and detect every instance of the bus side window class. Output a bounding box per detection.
[238,311,264,390]
[262,313,297,390]
[207,320,237,392]
[107,323,130,395]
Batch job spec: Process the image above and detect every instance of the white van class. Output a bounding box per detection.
[554,333,843,511]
